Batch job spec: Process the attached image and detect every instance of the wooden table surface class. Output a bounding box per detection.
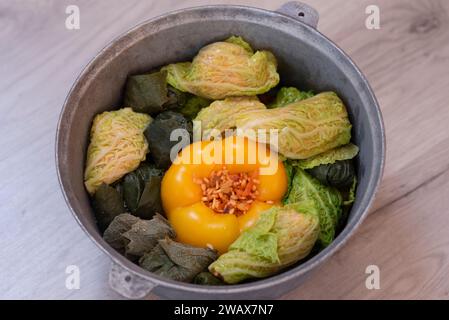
[1,0,448,300]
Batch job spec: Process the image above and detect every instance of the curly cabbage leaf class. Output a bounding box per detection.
[338,177,358,230]
[229,207,279,263]
[343,177,357,206]
[295,143,359,169]
[283,161,295,203]
[195,92,352,159]
[162,36,279,100]
[285,168,342,247]
[194,96,266,138]
[225,35,254,53]
[84,108,152,194]
[269,87,314,108]
[208,206,319,284]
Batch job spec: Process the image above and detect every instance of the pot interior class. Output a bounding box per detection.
[57,6,384,299]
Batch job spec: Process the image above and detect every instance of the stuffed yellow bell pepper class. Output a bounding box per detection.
[161,136,287,254]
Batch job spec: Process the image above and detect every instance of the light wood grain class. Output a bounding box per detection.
[0,0,448,299]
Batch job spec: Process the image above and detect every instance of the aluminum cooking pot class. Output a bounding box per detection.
[56,2,385,299]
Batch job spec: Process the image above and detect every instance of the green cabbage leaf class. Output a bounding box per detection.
[283,161,295,203]
[225,35,254,53]
[269,87,314,108]
[84,108,152,194]
[295,143,359,169]
[162,36,279,100]
[284,168,342,247]
[195,92,352,159]
[208,205,319,284]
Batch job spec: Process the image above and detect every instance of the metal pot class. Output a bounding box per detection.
[56,2,385,299]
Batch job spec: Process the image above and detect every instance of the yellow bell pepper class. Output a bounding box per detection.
[161,136,287,254]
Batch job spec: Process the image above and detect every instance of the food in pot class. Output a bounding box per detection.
[208,204,319,284]
[268,87,314,108]
[144,111,192,169]
[124,70,172,115]
[121,163,164,219]
[84,108,152,194]
[139,238,218,282]
[92,183,126,231]
[103,213,175,258]
[195,92,352,159]
[161,136,287,254]
[83,36,358,285]
[284,168,343,247]
[294,143,359,170]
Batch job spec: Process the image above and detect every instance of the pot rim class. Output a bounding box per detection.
[56,4,385,295]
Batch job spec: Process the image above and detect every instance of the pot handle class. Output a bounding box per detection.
[109,262,157,299]
[276,1,319,29]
